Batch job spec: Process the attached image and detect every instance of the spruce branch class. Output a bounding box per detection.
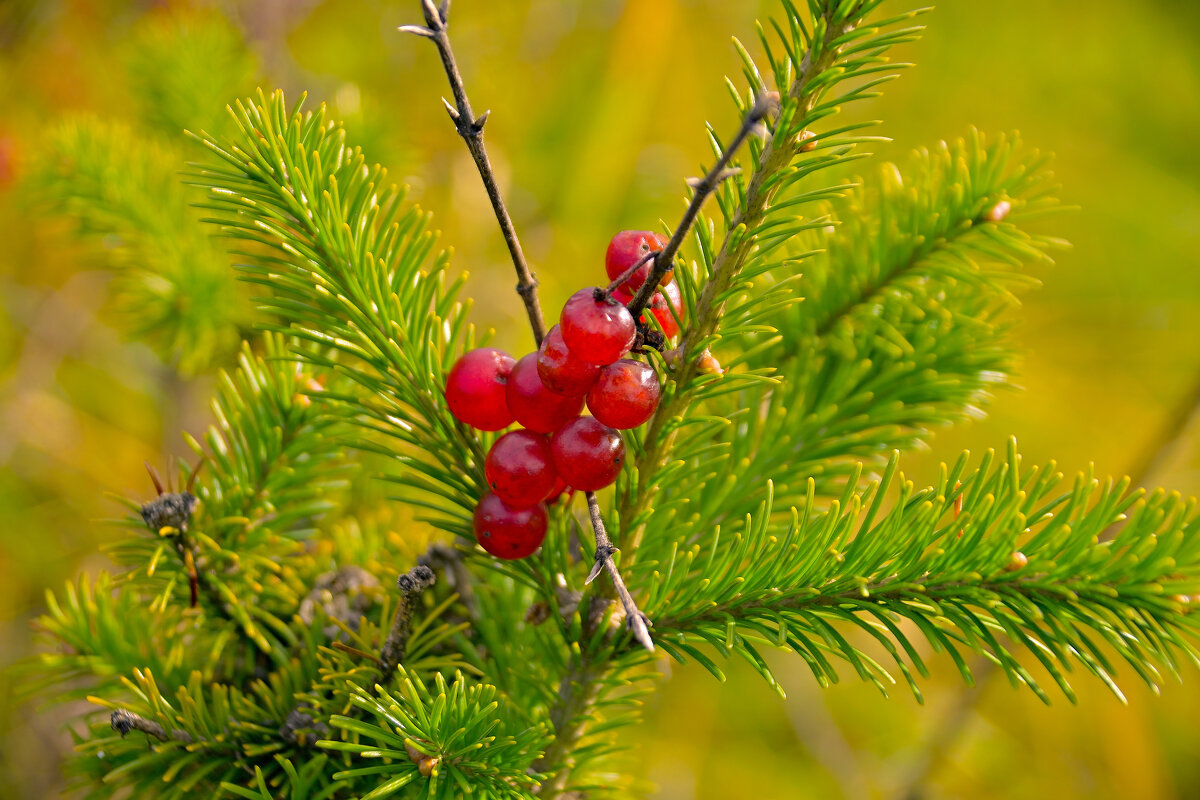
[402,0,547,344]
[889,372,1200,799]
[619,2,923,561]
[639,442,1200,703]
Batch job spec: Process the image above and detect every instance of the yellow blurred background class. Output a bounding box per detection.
[1,0,1199,798]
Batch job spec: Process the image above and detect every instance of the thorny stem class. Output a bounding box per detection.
[405,0,651,645]
[620,11,859,562]
[403,2,654,791]
[584,492,653,651]
[378,565,437,679]
[405,0,547,344]
[625,91,775,321]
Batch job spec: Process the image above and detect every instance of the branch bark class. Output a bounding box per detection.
[408,0,547,344]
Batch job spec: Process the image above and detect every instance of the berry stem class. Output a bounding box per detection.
[624,91,776,321]
[406,0,548,344]
[598,250,657,300]
[584,491,654,652]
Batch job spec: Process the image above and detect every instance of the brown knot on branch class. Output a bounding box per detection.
[378,564,437,678]
[110,709,192,744]
[584,492,653,652]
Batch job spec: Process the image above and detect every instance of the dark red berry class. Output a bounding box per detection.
[473,493,547,560]
[485,430,558,506]
[560,288,635,366]
[444,348,515,431]
[537,324,601,396]
[507,353,585,434]
[551,416,625,491]
[606,230,671,294]
[614,282,683,339]
[586,359,661,429]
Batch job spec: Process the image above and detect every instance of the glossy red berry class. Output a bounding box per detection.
[537,324,601,396]
[560,289,635,366]
[586,359,661,429]
[444,348,515,431]
[506,353,585,434]
[650,281,683,338]
[614,282,683,339]
[485,430,558,506]
[551,416,625,491]
[606,230,671,294]
[473,493,547,559]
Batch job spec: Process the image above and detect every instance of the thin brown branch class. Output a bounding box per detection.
[405,0,547,344]
[583,491,653,652]
[625,91,777,321]
[378,565,437,678]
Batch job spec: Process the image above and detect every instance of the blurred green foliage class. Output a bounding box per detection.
[0,0,1198,798]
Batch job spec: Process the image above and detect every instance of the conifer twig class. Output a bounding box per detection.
[378,565,436,678]
[890,373,1200,799]
[621,8,862,560]
[402,0,547,344]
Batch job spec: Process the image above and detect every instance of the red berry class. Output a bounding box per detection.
[444,348,515,431]
[586,359,661,429]
[551,417,625,491]
[485,430,558,506]
[537,324,601,396]
[614,283,683,339]
[606,230,671,294]
[507,353,585,434]
[473,493,547,560]
[650,281,683,338]
[560,288,635,366]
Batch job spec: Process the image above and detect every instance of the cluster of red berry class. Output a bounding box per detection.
[443,231,683,560]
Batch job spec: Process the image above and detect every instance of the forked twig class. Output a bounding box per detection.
[584,492,653,651]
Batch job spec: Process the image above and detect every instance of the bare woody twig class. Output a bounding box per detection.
[378,565,437,678]
[403,1,654,651]
[625,91,777,320]
[584,492,653,651]
[403,0,547,345]
[110,709,192,744]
